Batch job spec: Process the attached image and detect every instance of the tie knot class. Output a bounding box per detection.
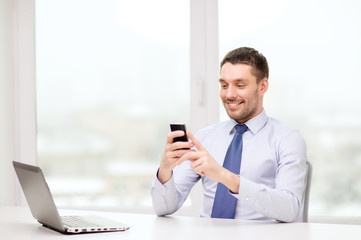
[235,124,247,134]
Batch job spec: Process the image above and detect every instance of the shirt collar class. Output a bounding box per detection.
[245,109,268,135]
[226,109,269,135]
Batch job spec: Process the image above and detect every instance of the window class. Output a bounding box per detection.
[25,0,361,219]
[36,0,190,211]
[219,0,361,217]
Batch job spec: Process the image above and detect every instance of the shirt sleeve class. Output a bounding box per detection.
[151,170,179,216]
[231,129,308,222]
[151,161,200,216]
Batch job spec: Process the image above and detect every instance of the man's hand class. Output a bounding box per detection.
[178,132,240,193]
[158,130,195,184]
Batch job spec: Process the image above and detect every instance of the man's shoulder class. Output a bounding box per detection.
[195,120,234,139]
[267,116,298,132]
[265,116,305,144]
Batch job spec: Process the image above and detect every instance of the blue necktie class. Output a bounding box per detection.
[211,124,248,219]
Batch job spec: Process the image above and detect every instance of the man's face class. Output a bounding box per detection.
[219,63,268,124]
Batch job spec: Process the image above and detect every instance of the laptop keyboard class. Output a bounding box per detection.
[61,216,102,228]
[60,215,129,232]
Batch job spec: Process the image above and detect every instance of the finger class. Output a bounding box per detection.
[172,141,194,151]
[193,166,205,176]
[167,130,187,144]
[176,151,199,166]
[169,148,195,159]
[190,159,203,169]
[187,131,205,151]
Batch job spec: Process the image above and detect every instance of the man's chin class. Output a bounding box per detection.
[226,111,242,120]
[226,110,252,123]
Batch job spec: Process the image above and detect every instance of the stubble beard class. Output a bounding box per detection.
[223,98,260,124]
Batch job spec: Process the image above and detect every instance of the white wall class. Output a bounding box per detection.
[0,0,36,207]
[0,0,16,206]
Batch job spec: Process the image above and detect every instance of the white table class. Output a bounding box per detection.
[1,206,360,240]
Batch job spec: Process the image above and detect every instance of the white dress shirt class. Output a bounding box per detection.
[151,110,307,222]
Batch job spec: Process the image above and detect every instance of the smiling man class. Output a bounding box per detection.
[151,47,307,222]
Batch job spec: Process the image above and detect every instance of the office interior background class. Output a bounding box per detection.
[1,0,361,220]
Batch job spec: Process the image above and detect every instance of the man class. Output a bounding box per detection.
[151,47,307,222]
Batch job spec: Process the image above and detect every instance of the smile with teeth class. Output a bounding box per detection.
[229,102,240,107]
[227,101,244,109]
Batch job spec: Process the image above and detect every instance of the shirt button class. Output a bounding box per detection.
[245,197,249,201]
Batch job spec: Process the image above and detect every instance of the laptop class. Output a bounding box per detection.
[13,161,130,234]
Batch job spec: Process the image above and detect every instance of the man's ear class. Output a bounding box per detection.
[259,78,269,95]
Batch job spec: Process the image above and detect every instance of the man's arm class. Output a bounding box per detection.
[233,130,307,222]
[157,130,194,184]
[151,130,197,216]
[151,162,201,216]
[179,130,307,222]
[151,171,179,216]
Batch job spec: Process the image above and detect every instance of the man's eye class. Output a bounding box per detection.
[237,84,244,88]
[221,84,228,88]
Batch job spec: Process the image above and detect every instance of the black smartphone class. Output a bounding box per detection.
[170,124,188,142]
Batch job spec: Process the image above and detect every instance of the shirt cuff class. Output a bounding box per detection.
[153,168,174,191]
[230,176,266,204]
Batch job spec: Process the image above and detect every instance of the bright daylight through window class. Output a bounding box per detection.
[36,0,361,218]
[36,0,190,211]
[219,0,361,217]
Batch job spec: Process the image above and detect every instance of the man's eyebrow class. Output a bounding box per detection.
[219,78,248,83]
[234,79,247,83]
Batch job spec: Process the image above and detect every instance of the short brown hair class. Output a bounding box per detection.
[220,47,269,81]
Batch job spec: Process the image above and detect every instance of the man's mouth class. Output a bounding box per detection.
[228,102,240,107]
[226,100,244,109]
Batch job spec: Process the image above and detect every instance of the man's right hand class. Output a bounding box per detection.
[157,130,195,184]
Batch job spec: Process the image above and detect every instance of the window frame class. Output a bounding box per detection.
[13,0,37,206]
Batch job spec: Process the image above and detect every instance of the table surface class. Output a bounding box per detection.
[1,206,361,240]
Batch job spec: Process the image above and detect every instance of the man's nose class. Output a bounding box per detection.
[226,86,237,98]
